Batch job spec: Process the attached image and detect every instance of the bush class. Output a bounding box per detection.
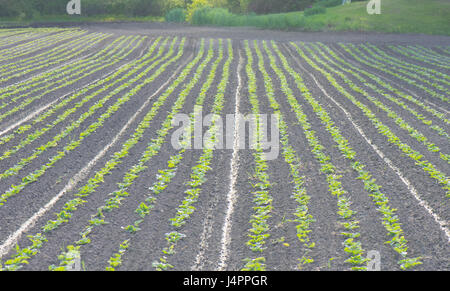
[304,6,326,16]
[192,7,226,25]
[186,0,213,22]
[190,7,307,30]
[165,8,186,22]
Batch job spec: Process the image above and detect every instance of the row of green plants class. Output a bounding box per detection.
[0,35,134,147]
[152,39,232,272]
[314,43,450,142]
[301,43,450,164]
[0,29,36,45]
[292,43,450,199]
[0,35,133,122]
[357,44,450,97]
[340,44,449,104]
[437,46,450,55]
[0,37,181,208]
[0,34,121,99]
[0,29,83,62]
[0,27,67,37]
[264,41,367,270]
[0,33,107,86]
[363,44,450,86]
[0,32,107,82]
[410,45,449,59]
[1,37,186,271]
[253,40,315,269]
[0,29,76,57]
[337,44,450,126]
[50,38,209,271]
[109,39,219,270]
[0,36,145,163]
[270,41,421,270]
[402,45,450,68]
[240,40,273,271]
[0,35,123,118]
[0,31,102,74]
[108,38,212,271]
[112,38,224,270]
[0,29,66,51]
[413,46,450,62]
[389,45,450,71]
[0,36,144,169]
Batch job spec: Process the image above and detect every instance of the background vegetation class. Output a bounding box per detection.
[0,0,449,35]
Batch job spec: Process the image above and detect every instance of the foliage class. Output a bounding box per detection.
[186,0,214,22]
[165,8,186,22]
[187,0,450,35]
[0,0,163,18]
[191,7,306,29]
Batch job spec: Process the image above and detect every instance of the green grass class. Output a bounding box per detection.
[190,0,450,35]
[304,0,450,35]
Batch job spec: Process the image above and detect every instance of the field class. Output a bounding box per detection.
[0,26,448,271]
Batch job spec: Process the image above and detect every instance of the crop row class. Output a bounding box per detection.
[262,42,367,270]
[413,46,450,63]
[0,29,84,63]
[0,35,140,124]
[268,41,421,269]
[253,40,315,269]
[340,44,449,104]
[395,45,450,69]
[315,43,450,137]
[292,43,450,198]
[0,34,125,104]
[0,28,70,48]
[363,44,450,86]
[234,40,274,271]
[1,37,187,271]
[49,38,209,271]
[0,36,178,208]
[0,36,136,147]
[0,32,108,83]
[152,39,233,272]
[0,36,142,157]
[0,30,48,48]
[359,45,450,95]
[0,36,145,163]
[389,45,450,71]
[337,45,450,125]
[301,43,450,164]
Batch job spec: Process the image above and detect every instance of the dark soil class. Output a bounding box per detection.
[0,24,448,271]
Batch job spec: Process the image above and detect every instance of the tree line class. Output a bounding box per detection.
[0,0,363,18]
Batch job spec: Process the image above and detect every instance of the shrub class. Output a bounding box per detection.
[190,7,307,30]
[186,0,214,22]
[165,8,186,22]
